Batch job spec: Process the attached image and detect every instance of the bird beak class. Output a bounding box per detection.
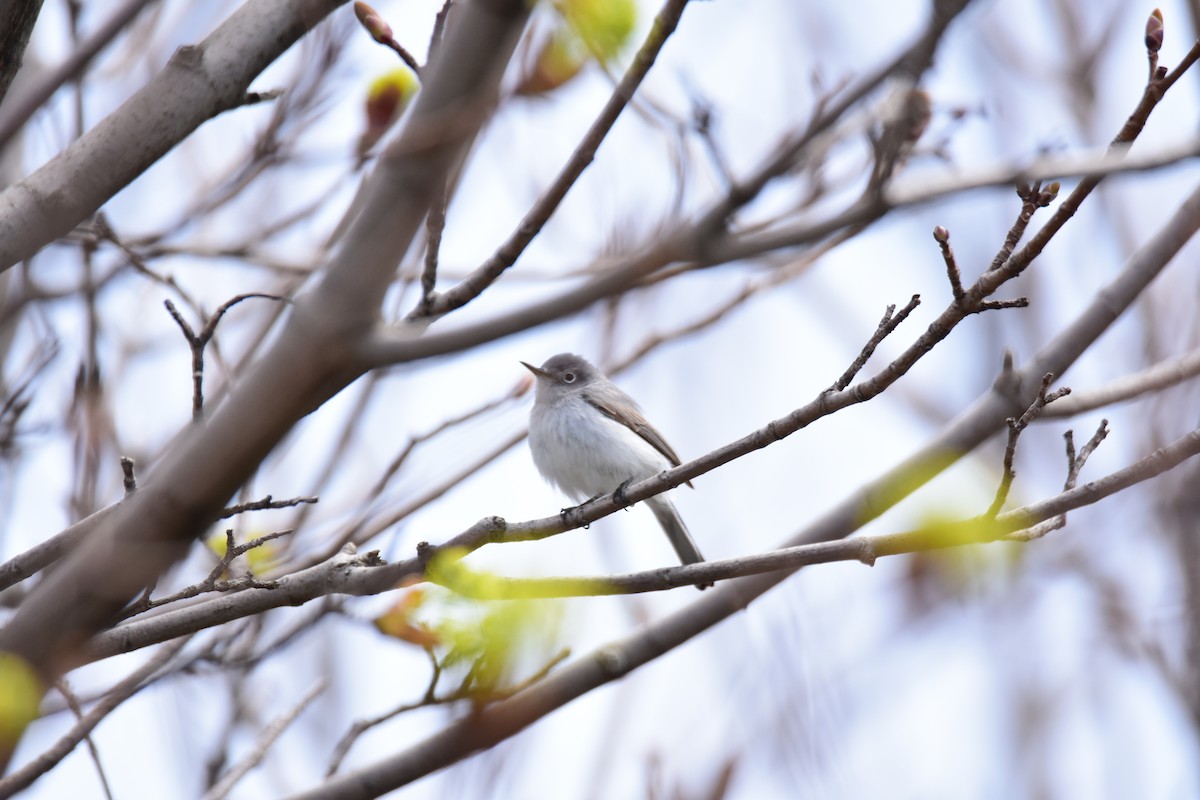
[520,361,550,379]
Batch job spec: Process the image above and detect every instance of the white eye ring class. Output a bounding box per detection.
[562,371,576,383]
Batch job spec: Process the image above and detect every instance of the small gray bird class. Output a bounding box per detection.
[522,354,708,583]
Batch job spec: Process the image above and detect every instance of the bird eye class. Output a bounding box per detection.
[562,371,576,383]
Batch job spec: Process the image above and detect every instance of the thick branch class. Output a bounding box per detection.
[312,0,529,331]
[44,147,1200,685]
[282,176,1200,799]
[0,0,44,108]
[83,177,1200,660]
[0,0,533,769]
[0,0,158,150]
[1041,348,1200,417]
[0,0,345,272]
[359,0,975,368]
[436,423,1200,596]
[710,134,1200,266]
[280,419,1200,798]
[0,637,189,798]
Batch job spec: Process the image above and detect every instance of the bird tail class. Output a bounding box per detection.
[647,496,711,589]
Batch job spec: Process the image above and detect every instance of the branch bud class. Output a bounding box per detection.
[1145,9,1164,54]
[355,1,394,45]
[358,68,420,159]
[1037,181,1060,206]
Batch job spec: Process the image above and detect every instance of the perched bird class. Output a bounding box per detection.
[522,353,708,586]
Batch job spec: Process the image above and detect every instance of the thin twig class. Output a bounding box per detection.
[326,647,441,775]
[219,495,318,519]
[236,88,284,108]
[933,225,965,303]
[985,373,1071,518]
[1010,418,1109,542]
[118,529,293,620]
[326,647,569,775]
[986,181,1046,272]
[415,0,693,319]
[384,41,422,76]
[0,638,190,797]
[163,293,289,420]
[1001,39,1200,278]
[827,295,921,392]
[418,179,449,313]
[201,679,328,800]
[354,2,423,76]
[54,682,115,800]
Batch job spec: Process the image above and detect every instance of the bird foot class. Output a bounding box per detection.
[560,504,589,530]
[612,479,634,510]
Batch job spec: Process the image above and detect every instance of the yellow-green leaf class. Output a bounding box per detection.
[0,653,42,748]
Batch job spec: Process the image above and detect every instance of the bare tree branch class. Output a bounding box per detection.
[0,493,315,593]
[219,495,318,519]
[279,175,1200,797]
[1041,348,1200,417]
[438,422,1200,597]
[0,502,122,593]
[0,0,44,109]
[0,0,159,150]
[0,0,534,768]
[70,83,1200,681]
[281,412,1200,798]
[4,2,1199,794]
[200,679,327,800]
[414,0,692,319]
[54,682,114,800]
[0,0,347,272]
[707,133,1200,266]
[164,293,290,420]
[985,373,1070,518]
[0,637,190,798]
[117,528,294,620]
[325,648,568,775]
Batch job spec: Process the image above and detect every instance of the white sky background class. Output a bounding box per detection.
[5,0,1200,797]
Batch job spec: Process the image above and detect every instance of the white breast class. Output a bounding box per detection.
[528,394,670,502]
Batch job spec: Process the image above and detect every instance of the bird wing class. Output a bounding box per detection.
[583,388,694,489]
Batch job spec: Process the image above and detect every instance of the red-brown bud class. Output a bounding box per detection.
[1037,181,1060,206]
[355,1,393,45]
[1145,9,1164,54]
